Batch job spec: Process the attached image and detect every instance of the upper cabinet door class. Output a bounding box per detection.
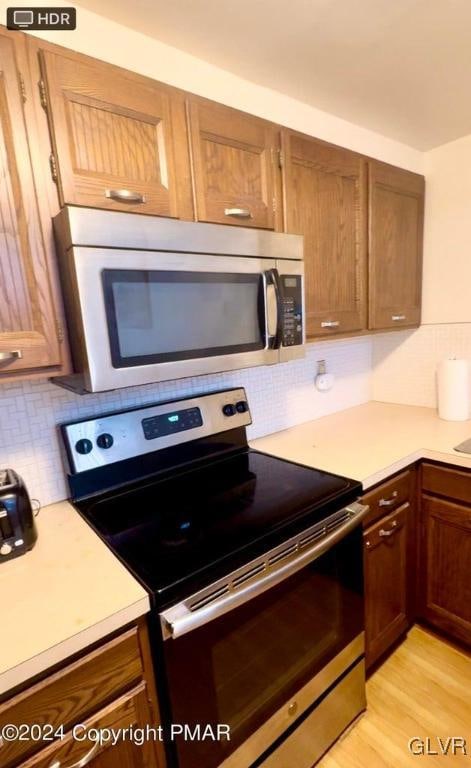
[188,97,281,229]
[283,131,367,338]
[368,161,424,330]
[0,34,61,374]
[38,48,193,218]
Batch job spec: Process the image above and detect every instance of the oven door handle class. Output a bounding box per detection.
[159,502,369,640]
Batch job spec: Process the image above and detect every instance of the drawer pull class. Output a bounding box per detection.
[379,520,398,538]
[321,320,340,329]
[105,189,146,204]
[224,207,252,218]
[49,739,99,768]
[379,491,398,507]
[0,350,22,362]
[391,314,406,322]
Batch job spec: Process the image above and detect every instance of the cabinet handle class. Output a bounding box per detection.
[224,207,252,218]
[379,520,398,537]
[49,739,99,768]
[0,350,22,362]
[391,314,406,322]
[378,490,398,507]
[321,321,340,329]
[105,189,146,204]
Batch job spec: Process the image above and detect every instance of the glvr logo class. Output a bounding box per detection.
[7,7,76,30]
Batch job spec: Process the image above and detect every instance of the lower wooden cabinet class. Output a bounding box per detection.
[420,464,471,646]
[0,622,162,768]
[18,684,156,768]
[363,502,410,668]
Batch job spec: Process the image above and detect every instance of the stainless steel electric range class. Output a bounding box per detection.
[61,388,368,768]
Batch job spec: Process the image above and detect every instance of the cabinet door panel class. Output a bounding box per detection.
[283,132,367,338]
[364,503,409,667]
[18,684,159,768]
[0,34,61,373]
[189,98,279,229]
[40,48,191,218]
[422,495,471,645]
[368,161,424,330]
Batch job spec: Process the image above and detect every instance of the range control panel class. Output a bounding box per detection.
[62,387,252,474]
[281,275,303,347]
[142,407,203,440]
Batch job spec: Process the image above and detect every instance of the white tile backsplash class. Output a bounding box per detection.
[372,323,471,408]
[0,337,372,506]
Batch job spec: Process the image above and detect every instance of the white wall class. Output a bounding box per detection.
[422,134,471,324]
[0,0,423,172]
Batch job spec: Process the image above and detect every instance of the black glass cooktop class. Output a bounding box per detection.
[76,449,361,608]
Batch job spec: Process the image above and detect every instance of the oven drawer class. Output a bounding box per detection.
[362,470,412,527]
[258,659,366,768]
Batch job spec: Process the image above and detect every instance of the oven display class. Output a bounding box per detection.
[142,407,203,440]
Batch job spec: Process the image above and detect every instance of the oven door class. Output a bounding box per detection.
[70,247,282,392]
[158,506,367,768]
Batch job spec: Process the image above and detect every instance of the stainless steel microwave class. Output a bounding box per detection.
[53,207,305,394]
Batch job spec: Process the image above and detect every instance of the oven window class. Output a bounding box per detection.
[162,529,363,768]
[102,270,265,368]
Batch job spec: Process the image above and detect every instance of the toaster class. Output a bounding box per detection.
[0,469,38,562]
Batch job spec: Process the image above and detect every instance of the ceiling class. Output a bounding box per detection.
[77,0,471,150]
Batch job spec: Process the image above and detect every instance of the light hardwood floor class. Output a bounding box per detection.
[318,626,471,767]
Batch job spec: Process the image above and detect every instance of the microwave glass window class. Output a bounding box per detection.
[102,270,265,367]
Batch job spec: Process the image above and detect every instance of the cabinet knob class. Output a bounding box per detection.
[321,320,340,329]
[224,207,252,219]
[49,738,99,768]
[379,520,398,537]
[0,350,22,362]
[391,314,406,321]
[379,491,398,507]
[105,189,146,204]
[288,701,298,716]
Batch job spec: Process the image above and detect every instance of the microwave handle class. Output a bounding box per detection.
[264,269,283,349]
[160,502,369,640]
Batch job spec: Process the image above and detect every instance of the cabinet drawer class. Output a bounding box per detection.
[362,470,412,527]
[0,628,143,768]
[422,463,471,505]
[17,683,155,768]
[364,502,408,549]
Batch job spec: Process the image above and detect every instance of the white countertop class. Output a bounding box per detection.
[0,501,150,696]
[251,401,471,489]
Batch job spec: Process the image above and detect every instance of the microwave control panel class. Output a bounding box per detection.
[281,275,303,346]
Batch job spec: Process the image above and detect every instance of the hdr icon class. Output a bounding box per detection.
[7,7,76,30]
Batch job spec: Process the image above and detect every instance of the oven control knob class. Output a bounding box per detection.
[222,404,236,417]
[75,438,93,455]
[236,400,249,414]
[0,543,12,556]
[97,433,114,449]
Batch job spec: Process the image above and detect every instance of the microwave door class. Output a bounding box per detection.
[71,247,280,392]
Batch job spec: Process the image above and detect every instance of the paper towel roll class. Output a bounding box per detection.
[437,358,470,421]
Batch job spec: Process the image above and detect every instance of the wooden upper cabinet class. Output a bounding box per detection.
[368,161,424,330]
[38,46,193,218]
[188,97,281,229]
[282,131,367,338]
[0,32,61,375]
